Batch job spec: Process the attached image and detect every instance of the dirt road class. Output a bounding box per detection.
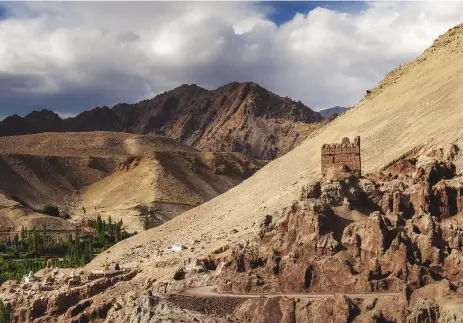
[178,286,402,299]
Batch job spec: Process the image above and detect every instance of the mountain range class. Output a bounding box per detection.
[317,106,349,118]
[0,82,327,160]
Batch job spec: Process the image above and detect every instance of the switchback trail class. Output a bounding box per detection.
[177,286,402,299]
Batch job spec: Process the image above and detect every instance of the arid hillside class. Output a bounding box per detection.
[0,82,325,159]
[0,193,75,242]
[0,132,195,213]
[74,151,264,232]
[86,20,463,283]
[0,132,265,233]
[0,131,196,157]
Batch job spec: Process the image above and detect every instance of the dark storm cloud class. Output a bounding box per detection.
[0,1,462,118]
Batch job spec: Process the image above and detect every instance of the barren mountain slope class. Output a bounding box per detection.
[0,132,264,233]
[74,152,265,232]
[0,82,325,159]
[91,24,463,269]
[0,192,76,241]
[0,131,196,157]
[0,132,194,212]
[0,154,117,214]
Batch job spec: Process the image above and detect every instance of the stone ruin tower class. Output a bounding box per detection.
[321,136,361,180]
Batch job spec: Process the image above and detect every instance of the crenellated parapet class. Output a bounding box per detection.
[321,136,361,180]
[321,137,361,155]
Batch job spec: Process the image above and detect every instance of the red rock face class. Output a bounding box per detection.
[234,294,362,323]
[217,157,463,298]
[458,187,463,215]
[432,181,462,219]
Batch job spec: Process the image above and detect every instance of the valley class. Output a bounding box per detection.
[0,132,265,234]
[1,20,463,323]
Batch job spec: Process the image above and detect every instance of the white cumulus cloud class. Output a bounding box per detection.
[0,1,462,117]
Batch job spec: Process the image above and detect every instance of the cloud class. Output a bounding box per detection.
[0,1,462,117]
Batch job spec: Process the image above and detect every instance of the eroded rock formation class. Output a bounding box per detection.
[2,151,463,323]
[211,153,463,321]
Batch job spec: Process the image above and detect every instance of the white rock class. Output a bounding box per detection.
[171,245,187,252]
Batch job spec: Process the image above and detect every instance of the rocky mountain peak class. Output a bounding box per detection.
[0,82,325,159]
[0,109,64,136]
[25,109,61,120]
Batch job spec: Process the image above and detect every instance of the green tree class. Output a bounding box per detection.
[115,220,123,243]
[108,216,113,238]
[0,298,10,323]
[31,228,40,254]
[20,226,27,241]
[13,234,19,252]
[96,215,103,235]
[42,222,47,239]
[82,243,93,265]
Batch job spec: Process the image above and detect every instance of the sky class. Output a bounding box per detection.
[1,1,463,119]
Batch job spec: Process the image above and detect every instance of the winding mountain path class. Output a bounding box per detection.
[178,286,402,299]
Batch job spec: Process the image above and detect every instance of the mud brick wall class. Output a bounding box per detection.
[321,136,361,179]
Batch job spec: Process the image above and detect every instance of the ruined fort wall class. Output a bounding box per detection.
[321,136,361,179]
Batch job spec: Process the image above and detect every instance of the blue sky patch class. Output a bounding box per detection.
[0,4,7,20]
[261,1,368,26]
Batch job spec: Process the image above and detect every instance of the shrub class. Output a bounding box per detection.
[40,205,60,218]
[0,298,10,323]
[11,196,29,208]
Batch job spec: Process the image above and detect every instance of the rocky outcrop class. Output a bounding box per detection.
[127,292,239,323]
[217,156,463,297]
[432,180,463,219]
[3,155,463,323]
[0,269,138,323]
[205,155,463,322]
[0,82,325,159]
[233,293,410,323]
